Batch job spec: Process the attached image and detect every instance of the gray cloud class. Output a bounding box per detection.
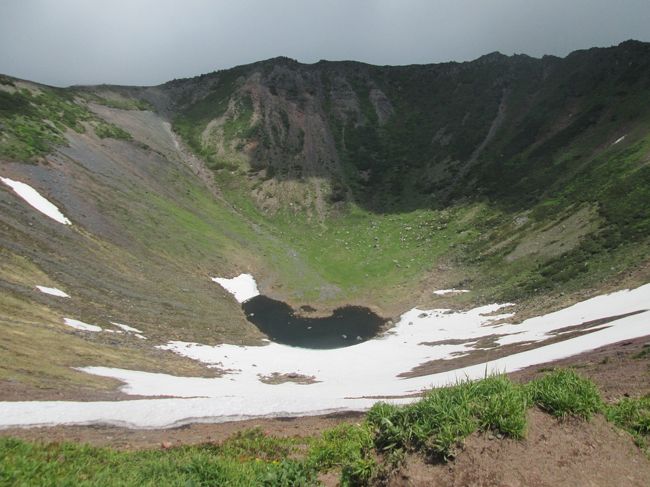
[1,0,649,86]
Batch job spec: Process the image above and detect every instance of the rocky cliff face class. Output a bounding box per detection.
[158,41,650,224]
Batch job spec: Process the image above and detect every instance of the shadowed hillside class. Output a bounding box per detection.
[159,41,650,218]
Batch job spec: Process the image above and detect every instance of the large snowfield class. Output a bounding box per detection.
[0,276,648,430]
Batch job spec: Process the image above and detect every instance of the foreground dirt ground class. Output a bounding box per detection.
[390,335,650,486]
[388,408,650,487]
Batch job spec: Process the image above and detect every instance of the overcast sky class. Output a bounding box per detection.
[1,0,649,87]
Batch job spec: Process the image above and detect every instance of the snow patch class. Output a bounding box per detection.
[111,322,142,334]
[36,286,69,298]
[110,322,146,338]
[63,318,102,332]
[1,177,71,225]
[433,289,470,296]
[2,284,649,429]
[211,273,259,303]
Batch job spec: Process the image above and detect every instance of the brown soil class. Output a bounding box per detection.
[388,408,650,487]
[0,380,148,402]
[385,337,650,486]
[258,372,320,385]
[512,334,650,401]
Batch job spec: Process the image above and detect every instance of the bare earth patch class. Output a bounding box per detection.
[257,372,320,385]
[388,408,650,487]
[512,335,650,401]
[0,380,151,402]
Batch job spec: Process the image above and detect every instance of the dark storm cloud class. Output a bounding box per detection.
[1,0,649,86]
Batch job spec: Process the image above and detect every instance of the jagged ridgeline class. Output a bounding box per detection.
[165,41,650,219]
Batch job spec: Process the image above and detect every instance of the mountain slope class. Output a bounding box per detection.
[155,40,650,301]
[1,41,649,398]
[0,78,326,396]
[162,41,650,214]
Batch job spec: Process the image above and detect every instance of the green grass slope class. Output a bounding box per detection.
[0,79,322,396]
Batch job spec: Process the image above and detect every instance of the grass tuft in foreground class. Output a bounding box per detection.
[606,394,650,452]
[527,368,603,419]
[367,374,529,460]
[0,369,645,486]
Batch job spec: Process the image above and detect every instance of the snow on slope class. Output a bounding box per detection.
[0,282,648,429]
[36,286,70,298]
[111,322,142,333]
[1,177,71,225]
[111,322,147,339]
[433,289,470,295]
[63,318,102,332]
[211,274,259,303]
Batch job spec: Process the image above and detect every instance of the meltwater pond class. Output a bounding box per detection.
[242,295,386,349]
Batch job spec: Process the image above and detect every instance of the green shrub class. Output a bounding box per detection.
[606,395,650,451]
[95,97,152,111]
[527,369,603,419]
[0,88,92,161]
[94,121,132,140]
[308,423,378,485]
[368,375,528,459]
[258,459,318,487]
[470,375,529,437]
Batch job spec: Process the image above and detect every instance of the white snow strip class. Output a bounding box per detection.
[613,135,626,145]
[1,283,648,429]
[111,322,143,334]
[433,289,470,295]
[211,273,259,303]
[1,177,71,225]
[35,286,70,298]
[63,318,102,332]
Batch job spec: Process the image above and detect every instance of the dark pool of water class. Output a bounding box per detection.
[242,295,386,349]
